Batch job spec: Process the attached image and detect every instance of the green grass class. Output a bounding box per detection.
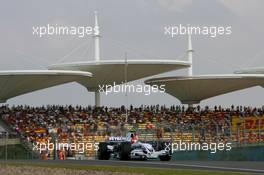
[2,162,254,175]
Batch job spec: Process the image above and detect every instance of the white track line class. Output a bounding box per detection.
[103,160,264,173]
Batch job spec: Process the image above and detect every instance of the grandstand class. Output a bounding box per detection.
[1,105,263,160]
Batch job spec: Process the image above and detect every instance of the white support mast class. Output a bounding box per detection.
[187,33,194,108]
[94,11,100,61]
[94,11,101,106]
[124,52,128,123]
[95,91,101,107]
[187,33,193,76]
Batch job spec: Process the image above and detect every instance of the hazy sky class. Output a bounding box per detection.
[0,0,263,108]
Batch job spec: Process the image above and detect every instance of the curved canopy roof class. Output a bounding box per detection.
[145,74,264,104]
[49,60,190,91]
[234,67,264,74]
[0,70,92,103]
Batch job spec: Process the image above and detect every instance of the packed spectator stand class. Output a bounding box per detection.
[1,105,264,159]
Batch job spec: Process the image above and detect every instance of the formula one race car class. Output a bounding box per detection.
[97,131,171,161]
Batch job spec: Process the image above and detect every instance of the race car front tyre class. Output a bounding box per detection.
[98,142,110,160]
[119,142,131,160]
[159,154,171,161]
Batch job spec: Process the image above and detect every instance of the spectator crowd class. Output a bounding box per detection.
[1,104,263,159]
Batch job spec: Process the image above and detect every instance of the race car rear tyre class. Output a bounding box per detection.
[140,155,147,161]
[159,154,171,161]
[119,142,131,160]
[98,142,110,160]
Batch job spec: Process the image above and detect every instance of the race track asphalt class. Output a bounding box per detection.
[2,159,264,174]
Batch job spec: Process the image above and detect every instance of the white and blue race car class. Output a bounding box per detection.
[97,131,171,161]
